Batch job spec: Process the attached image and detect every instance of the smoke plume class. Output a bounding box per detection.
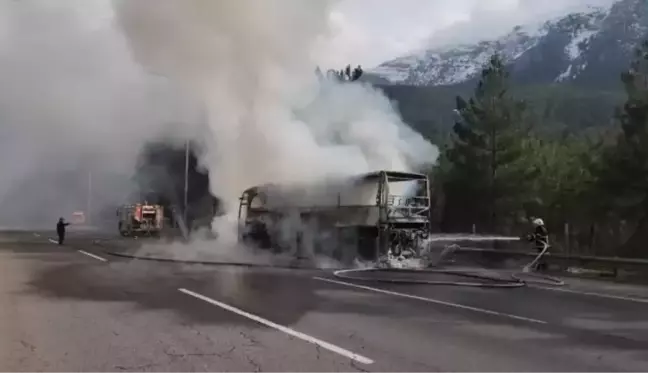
[0,0,438,235]
[114,0,439,215]
[0,1,158,228]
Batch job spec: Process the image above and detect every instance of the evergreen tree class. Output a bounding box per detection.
[442,55,537,232]
[525,136,601,243]
[351,65,363,81]
[323,64,363,82]
[595,40,648,256]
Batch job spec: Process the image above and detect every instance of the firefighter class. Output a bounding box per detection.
[526,217,549,270]
[56,217,70,245]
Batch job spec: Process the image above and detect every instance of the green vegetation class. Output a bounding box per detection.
[440,55,536,233]
[379,81,625,144]
[418,41,648,258]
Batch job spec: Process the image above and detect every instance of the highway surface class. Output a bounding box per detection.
[2,229,648,371]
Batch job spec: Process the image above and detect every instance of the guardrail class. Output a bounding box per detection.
[456,247,648,276]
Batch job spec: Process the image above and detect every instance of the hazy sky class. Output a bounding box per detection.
[0,0,621,70]
[0,0,621,225]
[328,0,618,67]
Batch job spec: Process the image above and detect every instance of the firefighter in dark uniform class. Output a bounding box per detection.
[526,217,549,270]
[56,217,70,245]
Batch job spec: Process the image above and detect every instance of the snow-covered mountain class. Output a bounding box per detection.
[370,0,648,87]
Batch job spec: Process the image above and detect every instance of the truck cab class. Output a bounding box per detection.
[116,203,164,237]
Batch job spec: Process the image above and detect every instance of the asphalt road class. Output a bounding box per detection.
[2,230,648,371]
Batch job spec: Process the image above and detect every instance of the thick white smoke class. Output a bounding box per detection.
[0,1,156,228]
[0,0,204,229]
[114,0,439,216]
[0,0,438,238]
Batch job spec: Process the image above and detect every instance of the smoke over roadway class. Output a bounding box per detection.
[114,0,439,231]
[0,0,194,228]
[0,0,439,239]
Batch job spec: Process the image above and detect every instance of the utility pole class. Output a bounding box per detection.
[490,104,496,234]
[87,171,92,225]
[183,139,189,227]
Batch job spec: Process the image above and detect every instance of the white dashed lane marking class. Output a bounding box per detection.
[314,277,547,324]
[179,288,374,365]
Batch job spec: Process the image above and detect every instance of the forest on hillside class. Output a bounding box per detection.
[379,82,625,144]
[419,40,648,259]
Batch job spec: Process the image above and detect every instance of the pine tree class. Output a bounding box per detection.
[596,40,648,256]
[322,64,363,82]
[442,55,537,232]
[526,135,601,242]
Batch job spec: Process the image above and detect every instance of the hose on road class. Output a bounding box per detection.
[104,250,328,271]
[332,242,565,288]
[332,267,527,288]
[511,243,565,286]
[102,240,564,288]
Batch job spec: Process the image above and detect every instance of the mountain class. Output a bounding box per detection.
[370,0,648,88]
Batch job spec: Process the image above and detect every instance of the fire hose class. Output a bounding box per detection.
[332,242,564,288]
[101,236,564,288]
[510,242,565,286]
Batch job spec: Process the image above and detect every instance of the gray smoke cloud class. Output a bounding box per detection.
[114,0,439,217]
[0,0,439,236]
[0,0,196,228]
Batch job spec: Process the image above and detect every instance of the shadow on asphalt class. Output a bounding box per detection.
[22,250,442,330]
[25,259,648,360]
[13,230,648,361]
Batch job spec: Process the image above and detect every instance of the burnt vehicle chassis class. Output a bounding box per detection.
[237,171,431,264]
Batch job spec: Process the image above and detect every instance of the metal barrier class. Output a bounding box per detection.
[457,247,648,276]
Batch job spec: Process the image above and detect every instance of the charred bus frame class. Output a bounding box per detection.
[237,171,430,263]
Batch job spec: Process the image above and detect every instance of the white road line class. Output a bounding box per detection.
[314,277,547,325]
[178,288,374,365]
[530,285,648,304]
[46,237,107,262]
[77,250,107,262]
[33,233,40,237]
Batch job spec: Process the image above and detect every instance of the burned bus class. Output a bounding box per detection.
[237,171,430,264]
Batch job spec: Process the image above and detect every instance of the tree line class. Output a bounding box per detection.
[429,40,648,259]
[378,77,624,144]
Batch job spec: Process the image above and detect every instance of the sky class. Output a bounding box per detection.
[0,0,621,226]
[326,0,618,68]
[0,0,618,69]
